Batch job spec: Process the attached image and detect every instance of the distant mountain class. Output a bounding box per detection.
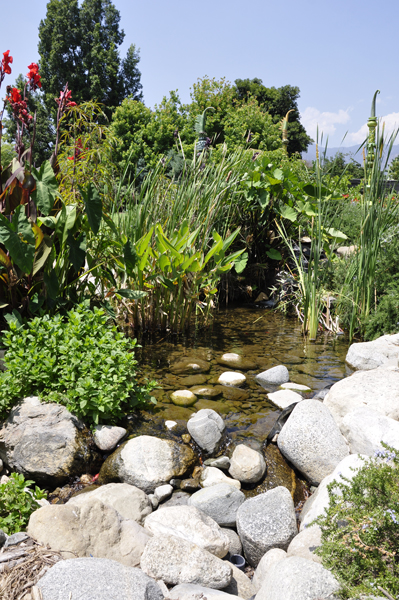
[302,144,399,164]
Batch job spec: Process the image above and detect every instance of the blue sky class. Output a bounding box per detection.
[2,0,399,150]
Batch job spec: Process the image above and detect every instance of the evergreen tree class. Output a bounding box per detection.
[38,0,142,115]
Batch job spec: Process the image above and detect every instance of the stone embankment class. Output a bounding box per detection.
[1,335,398,600]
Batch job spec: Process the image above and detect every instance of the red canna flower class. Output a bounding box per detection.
[67,101,77,107]
[9,87,21,103]
[27,62,41,90]
[2,50,13,75]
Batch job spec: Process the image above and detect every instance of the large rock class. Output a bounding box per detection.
[324,365,399,428]
[200,466,241,489]
[222,563,255,599]
[228,444,266,484]
[341,406,399,455]
[140,535,232,589]
[144,505,230,558]
[188,483,245,526]
[236,487,297,566]
[286,525,322,563]
[221,527,242,555]
[218,372,247,387]
[0,396,98,485]
[252,548,287,593]
[36,557,163,600]
[255,365,289,386]
[187,409,225,454]
[277,399,349,485]
[93,425,126,451]
[169,584,244,600]
[218,353,257,371]
[99,435,196,493]
[255,556,339,600]
[68,482,152,524]
[300,453,367,531]
[28,498,151,567]
[267,390,303,409]
[346,333,399,370]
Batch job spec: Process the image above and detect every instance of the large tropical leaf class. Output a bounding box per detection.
[31,161,58,215]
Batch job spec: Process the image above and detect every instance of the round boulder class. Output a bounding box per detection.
[170,390,197,407]
[218,372,247,387]
[218,353,257,370]
[99,435,196,494]
[228,445,266,484]
[236,486,297,566]
[255,366,289,386]
[188,483,245,526]
[187,409,225,454]
[277,399,349,485]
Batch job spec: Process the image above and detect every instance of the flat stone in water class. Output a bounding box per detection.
[218,372,247,387]
[189,385,221,398]
[213,385,249,402]
[179,374,208,386]
[170,358,211,375]
[267,390,303,410]
[217,353,258,370]
[280,382,311,392]
[195,398,232,415]
[170,390,197,407]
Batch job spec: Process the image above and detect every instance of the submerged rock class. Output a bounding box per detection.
[218,353,257,371]
[99,435,196,493]
[189,385,221,398]
[0,397,99,485]
[170,358,211,375]
[170,390,197,407]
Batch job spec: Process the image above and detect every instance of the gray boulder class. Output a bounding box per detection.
[168,584,244,600]
[28,498,151,567]
[300,453,367,531]
[341,406,399,455]
[201,466,241,489]
[187,409,225,454]
[140,534,232,589]
[99,435,196,493]
[255,365,289,386]
[221,528,242,555]
[236,486,297,566]
[267,389,303,409]
[324,365,399,428]
[277,399,349,485]
[93,425,126,451]
[0,397,99,485]
[346,333,399,370]
[228,444,266,484]
[144,505,230,558]
[188,483,245,526]
[222,563,255,599]
[255,556,339,600]
[252,548,287,593]
[67,482,152,524]
[37,557,163,600]
[286,525,322,563]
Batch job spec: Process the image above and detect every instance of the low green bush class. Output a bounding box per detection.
[313,444,399,599]
[0,303,156,425]
[0,473,47,534]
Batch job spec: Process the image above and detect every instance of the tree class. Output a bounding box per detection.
[38,0,142,115]
[323,151,364,179]
[388,155,399,180]
[234,78,313,155]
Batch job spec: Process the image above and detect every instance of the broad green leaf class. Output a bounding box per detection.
[234,252,248,274]
[137,228,154,255]
[159,254,171,271]
[32,235,53,275]
[79,182,102,235]
[0,214,34,274]
[31,161,58,215]
[44,269,60,299]
[68,232,86,272]
[279,205,298,222]
[266,248,282,261]
[258,191,270,209]
[273,168,283,180]
[123,240,138,273]
[324,227,348,241]
[115,289,148,300]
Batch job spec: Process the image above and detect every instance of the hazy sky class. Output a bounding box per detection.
[2,0,398,150]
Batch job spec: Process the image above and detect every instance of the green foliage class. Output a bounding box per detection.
[38,0,142,116]
[0,303,156,425]
[234,78,313,155]
[322,151,364,180]
[314,444,399,599]
[388,155,399,180]
[0,143,16,169]
[0,473,47,535]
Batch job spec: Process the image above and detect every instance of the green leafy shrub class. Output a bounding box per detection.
[0,473,47,534]
[0,303,156,425]
[313,444,399,599]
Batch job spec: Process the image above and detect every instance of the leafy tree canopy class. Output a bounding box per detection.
[388,155,399,180]
[38,0,142,115]
[234,78,313,155]
[322,151,364,179]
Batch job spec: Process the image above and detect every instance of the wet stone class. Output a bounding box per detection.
[170,390,197,407]
[179,375,209,386]
[214,386,250,402]
[217,353,258,371]
[218,372,247,387]
[170,358,211,375]
[189,386,222,398]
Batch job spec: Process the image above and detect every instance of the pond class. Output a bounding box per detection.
[128,305,352,505]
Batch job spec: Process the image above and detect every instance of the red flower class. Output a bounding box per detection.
[27,62,41,90]
[1,50,13,75]
[67,101,77,107]
[9,87,21,103]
